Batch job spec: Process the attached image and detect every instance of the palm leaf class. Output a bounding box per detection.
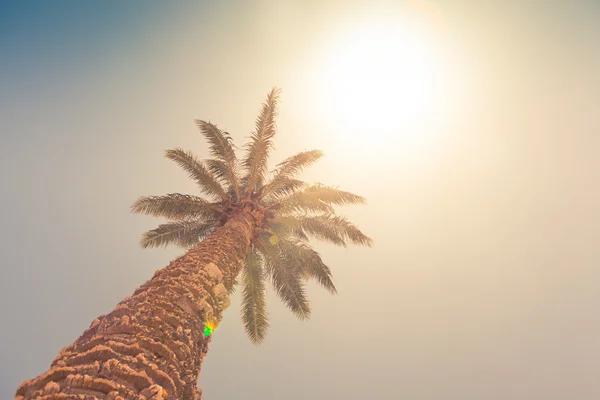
[274,215,346,246]
[241,247,269,344]
[275,184,366,214]
[164,148,227,200]
[270,220,309,241]
[273,194,334,214]
[140,219,216,248]
[195,120,240,199]
[272,214,373,247]
[131,194,222,220]
[323,215,373,247]
[278,238,337,294]
[261,150,323,198]
[205,159,234,187]
[255,237,311,320]
[263,178,306,200]
[241,88,281,196]
[223,275,239,295]
[272,254,311,320]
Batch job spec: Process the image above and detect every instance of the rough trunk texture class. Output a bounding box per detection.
[16,211,255,400]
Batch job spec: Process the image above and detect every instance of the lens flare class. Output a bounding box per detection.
[204,321,215,337]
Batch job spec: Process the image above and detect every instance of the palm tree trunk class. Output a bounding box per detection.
[16,211,256,400]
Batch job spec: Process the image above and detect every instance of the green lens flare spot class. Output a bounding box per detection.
[204,321,215,337]
[269,235,279,245]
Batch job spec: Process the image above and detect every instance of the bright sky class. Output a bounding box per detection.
[2,1,600,399]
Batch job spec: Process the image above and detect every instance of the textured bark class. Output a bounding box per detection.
[16,211,255,400]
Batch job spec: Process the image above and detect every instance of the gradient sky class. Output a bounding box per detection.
[2,1,600,399]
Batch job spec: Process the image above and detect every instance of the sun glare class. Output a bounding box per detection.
[312,18,451,145]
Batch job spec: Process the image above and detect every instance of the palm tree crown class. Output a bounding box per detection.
[132,88,372,344]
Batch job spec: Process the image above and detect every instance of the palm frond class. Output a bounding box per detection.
[204,159,233,186]
[255,237,311,320]
[270,220,309,241]
[164,148,227,200]
[223,275,239,295]
[241,88,281,195]
[131,194,222,220]
[261,150,323,198]
[195,120,240,199]
[273,184,365,215]
[263,178,307,200]
[140,219,216,248]
[274,215,346,246]
[272,214,373,247]
[272,254,311,320]
[278,238,337,294]
[274,194,334,214]
[323,215,373,247]
[241,247,269,344]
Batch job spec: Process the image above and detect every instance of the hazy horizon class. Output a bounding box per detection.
[2,1,600,399]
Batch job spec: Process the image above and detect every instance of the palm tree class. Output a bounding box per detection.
[16,88,371,400]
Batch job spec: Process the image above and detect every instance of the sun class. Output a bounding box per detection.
[312,18,449,141]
